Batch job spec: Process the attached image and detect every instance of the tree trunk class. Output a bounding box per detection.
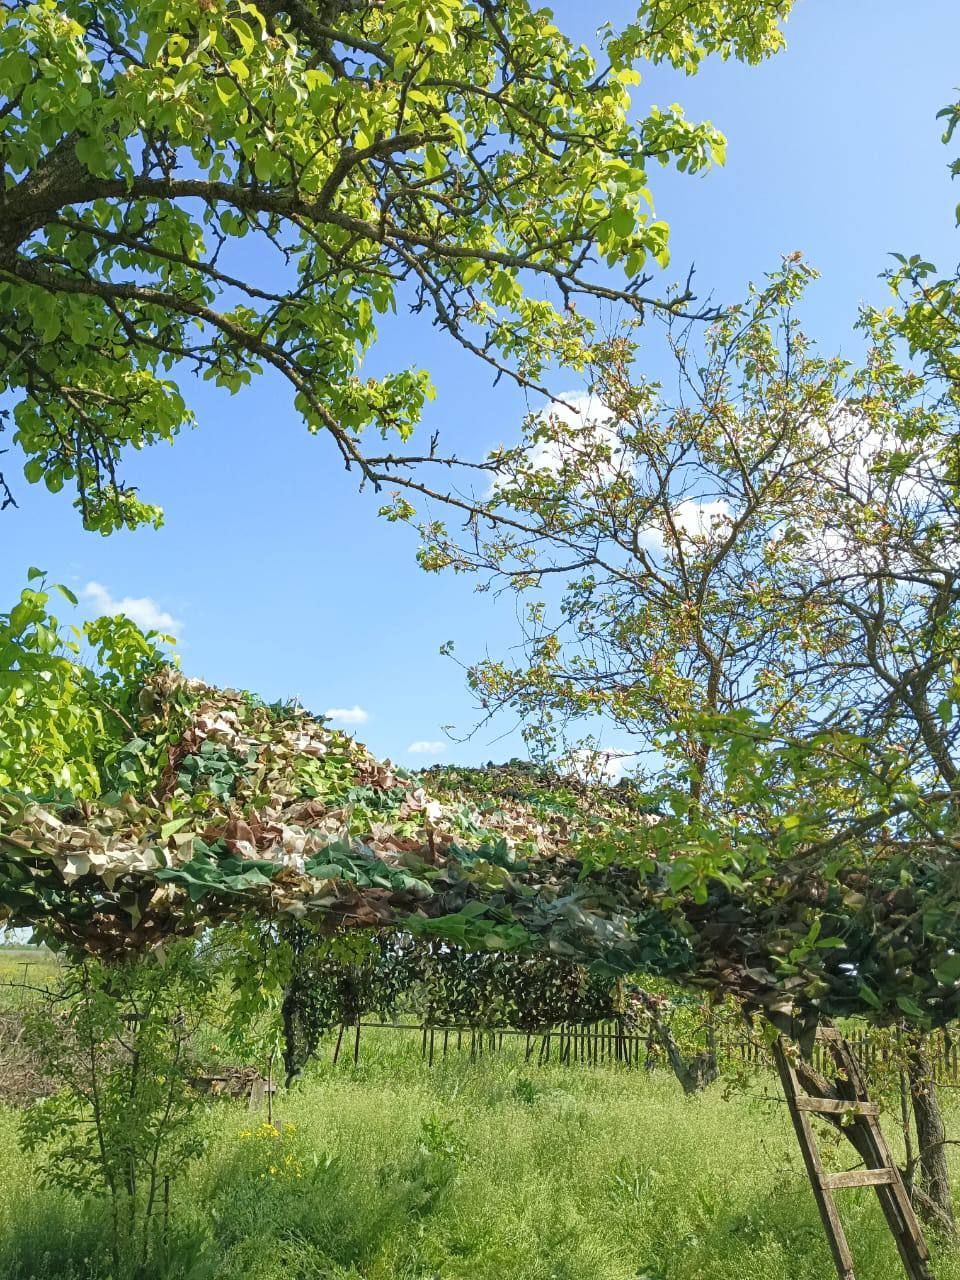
[908,1042,956,1238]
[641,993,717,1094]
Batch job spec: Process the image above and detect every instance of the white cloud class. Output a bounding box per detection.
[527,393,619,466]
[324,705,370,726]
[671,498,735,541]
[635,497,736,557]
[561,747,634,784]
[408,740,447,754]
[82,581,181,636]
[489,392,630,496]
[491,393,739,560]
[788,403,952,580]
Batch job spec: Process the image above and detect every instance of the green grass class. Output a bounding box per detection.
[0,1029,958,1280]
[0,947,58,992]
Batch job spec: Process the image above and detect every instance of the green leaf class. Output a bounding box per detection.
[215,77,237,107]
[0,50,32,88]
[610,206,634,239]
[75,134,107,173]
[896,994,925,1020]
[160,818,192,840]
[229,17,256,55]
[253,149,275,182]
[857,983,881,1009]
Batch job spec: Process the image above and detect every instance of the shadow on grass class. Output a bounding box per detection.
[0,1192,223,1280]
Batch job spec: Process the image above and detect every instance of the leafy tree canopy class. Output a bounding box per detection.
[405,252,960,1024]
[883,92,960,404]
[0,567,172,796]
[419,259,959,812]
[0,0,791,531]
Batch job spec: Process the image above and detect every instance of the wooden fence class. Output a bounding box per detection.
[334,1019,960,1085]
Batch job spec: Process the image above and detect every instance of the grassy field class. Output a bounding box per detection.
[0,947,59,988]
[0,1027,958,1280]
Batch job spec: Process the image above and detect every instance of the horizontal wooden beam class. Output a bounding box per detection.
[821,1169,897,1190]
[795,1097,880,1117]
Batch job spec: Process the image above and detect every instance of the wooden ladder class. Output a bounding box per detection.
[772,1026,933,1280]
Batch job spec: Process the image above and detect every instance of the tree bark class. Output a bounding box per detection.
[908,1042,957,1238]
[642,995,718,1094]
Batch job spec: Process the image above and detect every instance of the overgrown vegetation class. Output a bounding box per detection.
[0,1032,958,1280]
[1,4,959,1277]
[19,944,221,1275]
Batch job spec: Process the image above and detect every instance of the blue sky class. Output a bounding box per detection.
[3,0,959,768]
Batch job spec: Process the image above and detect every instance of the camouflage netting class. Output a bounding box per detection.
[0,669,671,961]
[1,668,958,1026]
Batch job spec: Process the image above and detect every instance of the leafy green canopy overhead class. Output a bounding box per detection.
[0,0,790,530]
[1,666,957,1028]
[884,93,960,404]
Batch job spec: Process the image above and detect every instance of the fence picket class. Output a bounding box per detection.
[329,1019,959,1086]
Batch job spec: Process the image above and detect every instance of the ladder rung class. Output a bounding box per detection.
[820,1169,897,1190]
[795,1098,880,1117]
